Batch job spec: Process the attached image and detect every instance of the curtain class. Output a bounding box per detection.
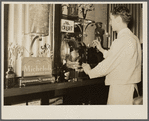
[107,4,143,48]
[8,4,54,77]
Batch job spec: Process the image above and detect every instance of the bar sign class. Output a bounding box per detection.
[22,57,52,77]
[61,19,74,33]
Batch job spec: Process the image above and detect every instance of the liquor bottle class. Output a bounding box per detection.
[5,66,15,89]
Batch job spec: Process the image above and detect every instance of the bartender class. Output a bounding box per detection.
[82,5,141,105]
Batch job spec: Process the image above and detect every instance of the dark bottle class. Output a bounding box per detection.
[5,66,15,89]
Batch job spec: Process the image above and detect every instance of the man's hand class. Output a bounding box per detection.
[82,63,91,75]
[92,38,104,53]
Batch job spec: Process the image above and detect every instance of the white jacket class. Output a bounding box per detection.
[88,28,142,85]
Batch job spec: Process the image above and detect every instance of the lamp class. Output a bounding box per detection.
[25,4,50,56]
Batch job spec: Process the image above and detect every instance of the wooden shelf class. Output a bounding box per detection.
[62,14,95,23]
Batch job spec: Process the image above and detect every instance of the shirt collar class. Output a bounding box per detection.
[117,28,130,38]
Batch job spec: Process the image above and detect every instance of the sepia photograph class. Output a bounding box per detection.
[1,1,147,119]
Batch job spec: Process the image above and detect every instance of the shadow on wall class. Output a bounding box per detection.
[128,19,133,30]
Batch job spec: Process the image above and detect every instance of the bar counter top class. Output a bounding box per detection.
[4,77,105,98]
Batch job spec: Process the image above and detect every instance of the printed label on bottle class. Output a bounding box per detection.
[6,74,15,78]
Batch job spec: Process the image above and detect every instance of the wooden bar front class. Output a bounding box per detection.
[4,77,109,105]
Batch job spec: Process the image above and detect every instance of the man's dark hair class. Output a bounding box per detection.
[111,5,132,24]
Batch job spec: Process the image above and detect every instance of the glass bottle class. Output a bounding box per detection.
[5,66,15,89]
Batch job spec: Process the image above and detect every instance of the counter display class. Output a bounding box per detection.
[4,77,109,105]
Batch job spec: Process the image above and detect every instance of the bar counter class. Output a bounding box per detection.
[4,77,109,105]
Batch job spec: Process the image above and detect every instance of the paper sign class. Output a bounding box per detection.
[61,19,74,33]
[22,57,52,77]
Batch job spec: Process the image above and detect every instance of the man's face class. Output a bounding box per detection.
[109,13,118,31]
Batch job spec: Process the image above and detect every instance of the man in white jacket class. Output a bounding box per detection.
[82,6,141,105]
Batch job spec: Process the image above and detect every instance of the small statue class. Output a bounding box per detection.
[95,22,105,48]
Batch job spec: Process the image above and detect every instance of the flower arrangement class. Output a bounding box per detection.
[78,4,95,19]
[8,43,24,67]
